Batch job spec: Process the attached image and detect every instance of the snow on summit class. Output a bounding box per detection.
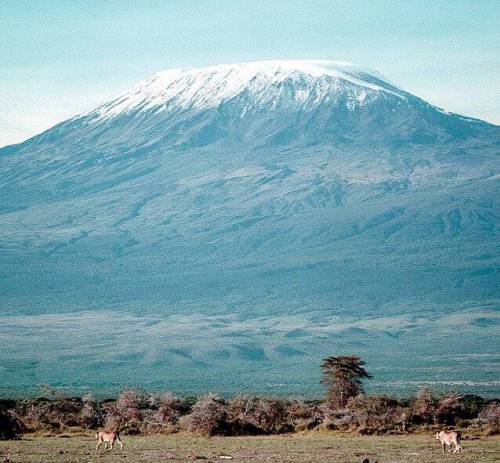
[91,60,405,120]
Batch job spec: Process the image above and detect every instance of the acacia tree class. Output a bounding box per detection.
[321,355,372,408]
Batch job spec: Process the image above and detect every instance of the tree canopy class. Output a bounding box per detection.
[321,355,372,408]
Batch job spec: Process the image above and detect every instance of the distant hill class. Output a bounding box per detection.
[0,60,498,397]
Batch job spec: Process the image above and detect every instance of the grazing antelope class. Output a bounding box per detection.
[95,431,124,451]
[435,430,462,453]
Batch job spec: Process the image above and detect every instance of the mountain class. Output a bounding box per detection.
[0,60,499,397]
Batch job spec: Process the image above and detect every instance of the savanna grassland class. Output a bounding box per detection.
[1,433,499,463]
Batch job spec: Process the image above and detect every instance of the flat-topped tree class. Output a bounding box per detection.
[321,355,372,408]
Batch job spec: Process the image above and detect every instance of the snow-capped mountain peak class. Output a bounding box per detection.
[90,60,405,121]
[0,58,498,398]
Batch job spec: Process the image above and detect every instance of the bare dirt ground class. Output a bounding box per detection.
[0,433,499,463]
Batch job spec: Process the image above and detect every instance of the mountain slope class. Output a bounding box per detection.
[0,60,499,397]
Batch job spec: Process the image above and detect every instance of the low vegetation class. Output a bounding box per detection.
[1,356,499,440]
[2,390,499,441]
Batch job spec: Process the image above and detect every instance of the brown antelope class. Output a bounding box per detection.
[435,430,462,453]
[95,431,124,451]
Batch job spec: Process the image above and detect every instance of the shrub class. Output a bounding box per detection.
[434,392,462,425]
[99,390,145,434]
[78,394,102,429]
[478,402,500,435]
[116,390,142,421]
[0,400,24,440]
[114,389,143,434]
[101,401,122,433]
[181,394,227,436]
[227,396,292,434]
[287,400,322,432]
[180,396,197,414]
[10,399,45,432]
[408,389,464,427]
[456,395,486,419]
[226,395,259,435]
[10,397,85,432]
[409,388,435,425]
[153,392,182,425]
[346,394,405,434]
[137,392,183,434]
[319,402,349,431]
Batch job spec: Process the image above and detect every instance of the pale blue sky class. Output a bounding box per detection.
[1,0,499,146]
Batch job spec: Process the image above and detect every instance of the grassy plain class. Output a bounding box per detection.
[1,433,499,463]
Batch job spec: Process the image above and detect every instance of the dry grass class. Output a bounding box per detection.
[0,433,499,463]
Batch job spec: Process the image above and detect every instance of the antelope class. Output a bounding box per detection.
[435,430,462,453]
[95,431,124,451]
